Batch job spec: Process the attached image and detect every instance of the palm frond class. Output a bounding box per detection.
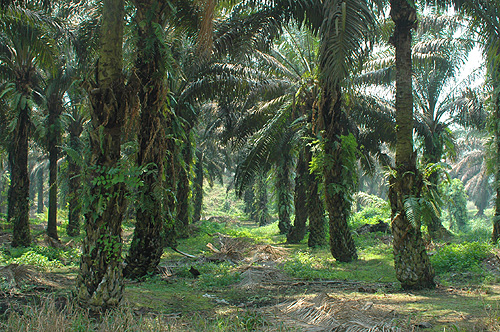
[319,0,374,89]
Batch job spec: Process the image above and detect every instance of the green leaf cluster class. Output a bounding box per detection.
[431,242,491,274]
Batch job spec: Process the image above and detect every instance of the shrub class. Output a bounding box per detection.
[351,205,391,229]
[431,242,491,274]
[4,246,81,269]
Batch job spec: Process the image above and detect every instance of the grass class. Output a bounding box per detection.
[2,189,500,331]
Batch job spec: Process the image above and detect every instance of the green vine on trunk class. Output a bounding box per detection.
[310,133,359,203]
[82,162,155,219]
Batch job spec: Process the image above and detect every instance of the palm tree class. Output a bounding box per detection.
[123,0,177,279]
[359,12,473,239]
[450,0,500,242]
[64,102,86,236]
[44,64,73,240]
[75,0,127,308]
[312,0,378,262]
[0,5,57,247]
[388,0,435,289]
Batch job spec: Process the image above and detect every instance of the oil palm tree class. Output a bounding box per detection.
[0,5,57,247]
[75,0,127,308]
[388,0,434,289]
[123,0,178,279]
[64,100,86,236]
[44,63,74,240]
[450,0,500,243]
[359,12,472,239]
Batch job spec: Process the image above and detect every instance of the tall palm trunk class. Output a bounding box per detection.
[67,119,82,236]
[287,149,307,243]
[254,172,271,226]
[124,1,176,279]
[9,104,31,247]
[76,0,126,308]
[492,93,500,243]
[307,178,327,247]
[388,0,434,289]
[193,150,204,223]
[321,87,357,263]
[37,167,44,214]
[276,151,293,234]
[176,140,192,238]
[47,98,62,240]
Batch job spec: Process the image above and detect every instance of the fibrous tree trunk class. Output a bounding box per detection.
[388,0,435,289]
[9,104,31,247]
[75,0,126,308]
[176,139,192,239]
[276,151,293,234]
[37,167,44,214]
[124,0,177,279]
[193,150,204,223]
[307,142,327,247]
[321,87,357,262]
[287,149,307,243]
[67,116,83,236]
[47,97,62,240]
[492,93,500,243]
[254,172,271,226]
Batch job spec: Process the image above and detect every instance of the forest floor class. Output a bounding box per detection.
[1,215,499,332]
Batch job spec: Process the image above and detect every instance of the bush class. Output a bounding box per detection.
[431,242,491,274]
[351,205,391,229]
[4,246,81,269]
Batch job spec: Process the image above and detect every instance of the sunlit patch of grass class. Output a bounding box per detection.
[280,245,397,283]
[202,181,248,220]
[228,221,285,244]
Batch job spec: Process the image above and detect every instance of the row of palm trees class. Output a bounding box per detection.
[0,0,498,308]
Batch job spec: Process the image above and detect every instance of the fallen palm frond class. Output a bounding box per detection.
[264,293,400,332]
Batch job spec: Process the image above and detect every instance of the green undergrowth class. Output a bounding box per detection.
[0,245,81,269]
[201,180,247,220]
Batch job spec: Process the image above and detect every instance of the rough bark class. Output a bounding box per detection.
[67,118,83,237]
[75,0,126,308]
[176,141,192,239]
[9,104,31,247]
[321,87,357,263]
[389,0,435,289]
[492,93,500,243]
[192,150,204,223]
[37,167,44,214]
[47,97,62,240]
[124,0,177,279]
[287,149,307,243]
[307,177,327,248]
[254,173,271,226]
[276,152,293,234]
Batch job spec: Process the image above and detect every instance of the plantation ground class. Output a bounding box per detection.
[0,185,499,331]
[0,217,499,331]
